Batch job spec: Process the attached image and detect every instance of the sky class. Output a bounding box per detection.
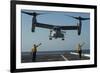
[21,10,90,52]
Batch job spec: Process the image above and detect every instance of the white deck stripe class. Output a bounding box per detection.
[70,52,90,57]
[61,55,68,61]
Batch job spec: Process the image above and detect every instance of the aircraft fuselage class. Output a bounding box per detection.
[49,28,65,40]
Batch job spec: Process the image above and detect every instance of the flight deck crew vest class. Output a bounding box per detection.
[32,47,37,53]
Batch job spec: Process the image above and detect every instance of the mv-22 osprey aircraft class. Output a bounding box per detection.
[22,11,89,40]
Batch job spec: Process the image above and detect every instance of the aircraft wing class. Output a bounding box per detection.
[60,26,78,30]
[36,23,54,29]
[35,23,78,30]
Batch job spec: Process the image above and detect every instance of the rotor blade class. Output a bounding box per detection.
[21,11,33,16]
[80,18,90,20]
[30,10,48,15]
[36,13,47,15]
[22,11,48,16]
[66,15,90,20]
[65,15,79,19]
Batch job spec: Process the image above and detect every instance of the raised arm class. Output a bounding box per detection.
[36,43,42,47]
[80,42,85,47]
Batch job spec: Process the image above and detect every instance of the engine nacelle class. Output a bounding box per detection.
[31,23,36,32]
[77,23,81,35]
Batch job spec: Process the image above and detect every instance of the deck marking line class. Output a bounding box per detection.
[61,55,68,61]
[70,52,90,57]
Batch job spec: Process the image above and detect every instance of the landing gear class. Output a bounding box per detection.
[62,35,64,40]
[62,38,64,40]
[49,37,52,40]
[31,28,35,32]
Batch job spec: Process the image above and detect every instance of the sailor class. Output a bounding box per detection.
[77,43,82,59]
[31,43,42,62]
[77,42,85,59]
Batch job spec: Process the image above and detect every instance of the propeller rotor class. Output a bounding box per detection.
[21,11,47,16]
[65,15,90,21]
